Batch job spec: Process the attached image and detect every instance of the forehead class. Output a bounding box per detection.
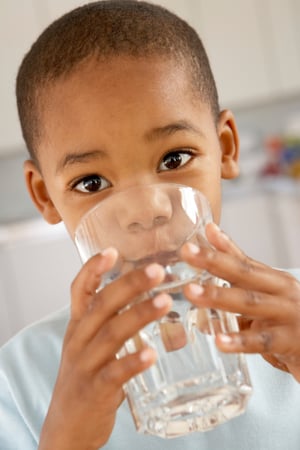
[45,55,207,115]
[37,56,213,162]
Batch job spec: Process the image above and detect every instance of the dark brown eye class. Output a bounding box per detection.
[73,175,110,193]
[82,176,102,192]
[159,151,192,171]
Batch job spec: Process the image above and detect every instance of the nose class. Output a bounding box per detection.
[116,186,173,232]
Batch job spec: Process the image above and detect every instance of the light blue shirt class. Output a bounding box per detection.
[1,269,300,450]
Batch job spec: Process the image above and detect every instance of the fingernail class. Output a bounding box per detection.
[101,247,118,258]
[145,263,164,279]
[220,230,229,240]
[186,242,200,255]
[153,293,172,309]
[218,334,233,345]
[211,222,220,231]
[211,223,229,240]
[188,283,204,296]
[140,347,156,362]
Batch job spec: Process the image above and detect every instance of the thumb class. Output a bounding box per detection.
[70,247,118,321]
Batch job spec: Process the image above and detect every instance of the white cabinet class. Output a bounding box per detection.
[140,0,300,107]
[263,0,300,95]
[150,0,203,31]
[197,0,300,107]
[275,192,300,268]
[0,0,42,151]
[198,0,275,107]
[221,187,300,269]
[0,221,80,346]
[39,0,95,23]
[221,192,281,267]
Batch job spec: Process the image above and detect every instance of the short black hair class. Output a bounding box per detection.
[16,0,219,161]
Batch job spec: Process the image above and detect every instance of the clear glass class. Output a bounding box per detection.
[75,183,252,438]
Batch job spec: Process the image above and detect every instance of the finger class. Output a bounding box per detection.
[184,283,294,322]
[215,325,297,356]
[75,263,168,345]
[205,222,244,258]
[96,347,157,393]
[261,354,289,373]
[70,248,118,321]
[83,293,172,370]
[181,240,298,296]
[205,223,268,270]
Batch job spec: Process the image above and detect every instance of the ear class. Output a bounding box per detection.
[217,110,240,180]
[24,160,62,224]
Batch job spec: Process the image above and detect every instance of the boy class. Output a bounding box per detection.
[1,1,300,449]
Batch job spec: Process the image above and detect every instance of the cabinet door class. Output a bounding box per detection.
[197,0,276,107]
[7,234,80,331]
[263,0,300,95]
[0,223,80,342]
[220,193,285,267]
[275,192,300,268]
[150,0,203,31]
[40,0,97,23]
[0,0,41,151]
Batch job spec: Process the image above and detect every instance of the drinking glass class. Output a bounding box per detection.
[74,183,252,438]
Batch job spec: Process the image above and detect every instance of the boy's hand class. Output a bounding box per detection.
[181,223,300,383]
[39,248,172,450]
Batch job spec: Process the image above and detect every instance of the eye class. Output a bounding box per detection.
[158,150,193,171]
[71,174,111,193]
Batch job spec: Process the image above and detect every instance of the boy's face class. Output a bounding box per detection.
[24,56,239,237]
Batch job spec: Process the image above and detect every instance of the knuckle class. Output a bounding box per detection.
[244,290,261,306]
[99,364,119,387]
[70,267,98,298]
[203,248,218,268]
[259,331,273,352]
[205,284,220,301]
[238,333,247,349]
[131,301,152,324]
[99,321,116,343]
[99,356,139,388]
[63,338,82,364]
[239,256,256,274]
[124,270,149,294]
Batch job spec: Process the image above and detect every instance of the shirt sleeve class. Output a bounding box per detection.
[0,373,37,450]
[288,268,300,281]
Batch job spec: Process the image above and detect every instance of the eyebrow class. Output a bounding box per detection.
[55,120,203,173]
[56,149,107,174]
[145,120,204,141]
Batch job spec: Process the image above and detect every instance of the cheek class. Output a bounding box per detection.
[198,180,221,224]
[185,173,222,223]
[201,157,223,223]
[47,196,81,239]
[210,194,222,224]
[56,210,78,240]
[206,174,222,223]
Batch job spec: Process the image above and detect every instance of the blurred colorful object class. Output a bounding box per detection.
[281,137,300,178]
[261,135,300,179]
